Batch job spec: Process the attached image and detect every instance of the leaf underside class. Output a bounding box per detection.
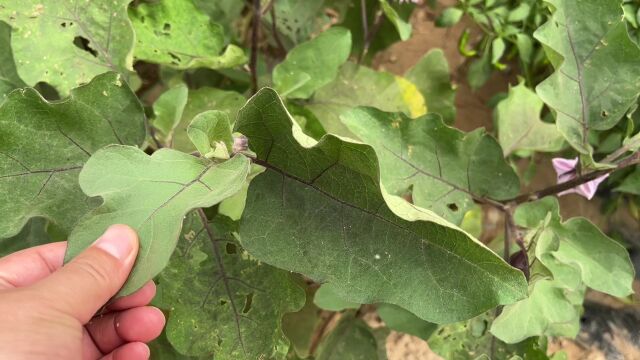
[64,147,250,296]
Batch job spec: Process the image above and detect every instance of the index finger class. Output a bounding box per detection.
[0,242,67,290]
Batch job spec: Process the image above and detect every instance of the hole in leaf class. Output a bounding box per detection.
[220,300,227,306]
[601,110,609,118]
[225,243,237,255]
[73,36,98,57]
[168,52,181,65]
[447,203,459,211]
[60,22,66,28]
[163,22,171,32]
[242,293,254,313]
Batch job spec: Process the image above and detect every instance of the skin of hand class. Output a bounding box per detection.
[0,225,165,360]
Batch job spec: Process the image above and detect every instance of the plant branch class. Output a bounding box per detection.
[360,9,384,63]
[506,151,640,204]
[309,311,340,355]
[250,0,261,95]
[196,208,248,355]
[269,4,286,54]
[143,114,163,149]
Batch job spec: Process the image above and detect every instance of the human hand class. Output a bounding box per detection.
[0,225,165,360]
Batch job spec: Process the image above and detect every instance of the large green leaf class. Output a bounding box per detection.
[341,107,520,224]
[315,313,379,360]
[405,49,456,124]
[0,72,145,238]
[273,27,351,99]
[0,0,135,95]
[307,62,426,137]
[129,0,246,70]
[156,213,304,359]
[496,82,564,156]
[64,147,251,296]
[0,21,26,101]
[534,0,640,154]
[235,88,527,324]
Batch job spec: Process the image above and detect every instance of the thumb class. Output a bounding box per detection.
[34,224,139,323]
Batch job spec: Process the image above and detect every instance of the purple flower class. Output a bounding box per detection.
[552,157,609,200]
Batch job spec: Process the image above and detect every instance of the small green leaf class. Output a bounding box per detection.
[490,279,581,343]
[314,285,359,311]
[0,1,135,95]
[129,0,246,70]
[273,27,351,99]
[341,107,520,223]
[534,0,640,155]
[187,110,233,159]
[0,72,145,238]
[315,313,379,360]
[172,87,246,153]
[491,37,506,66]
[153,84,189,144]
[235,88,527,324]
[515,33,533,64]
[508,3,531,22]
[436,8,464,27]
[377,303,437,340]
[156,213,304,358]
[468,49,491,90]
[405,49,457,124]
[496,82,565,156]
[379,0,413,41]
[515,197,634,297]
[64,147,251,296]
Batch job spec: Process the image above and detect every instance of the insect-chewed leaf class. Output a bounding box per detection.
[0,1,135,95]
[155,213,304,359]
[235,88,527,324]
[64,146,251,296]
[0,72,145,238]
[341,107,520,224]
[534,0,640,155]
[129,0,246,70]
